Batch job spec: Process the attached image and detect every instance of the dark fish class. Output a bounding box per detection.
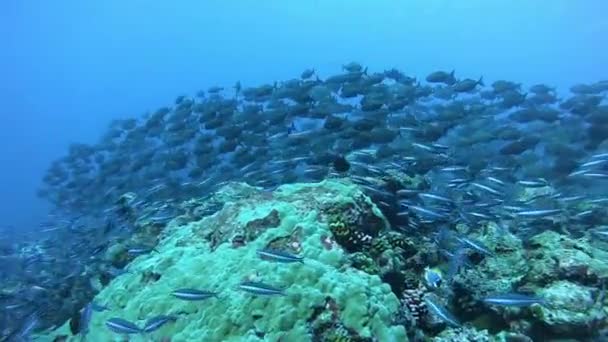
[426,70,456,85]
[529,84,553,94]
[171,288,218,301]
[333,155,350,172]
[238,281,286,296]
[452,77,484,92]
[342,62,363,73]
[256,249,304,263]
[300,69,315,79]
[105,318,142,334]
[499,136,539,155]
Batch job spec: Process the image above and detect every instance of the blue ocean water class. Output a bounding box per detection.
[2,2,608,340]
[2,0,607,230]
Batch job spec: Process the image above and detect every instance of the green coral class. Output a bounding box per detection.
[324,190,388,253]
[432,326,491,342]
[370,232,416,259]
[525,231,608,285]
[532,281,604,335]
[349,252,380,275]
[452,222,528,312]
[40,180,406,342]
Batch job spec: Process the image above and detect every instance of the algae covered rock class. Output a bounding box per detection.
[525,230,608,286]
[432,326,491,342]
[531,280,604,335]
[43,180,406,342]
[452,222,528,311]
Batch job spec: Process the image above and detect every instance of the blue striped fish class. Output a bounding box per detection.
[256,248,304,263]
[171,288,218,301]
[238,281,286,296]
[105,318,141,334]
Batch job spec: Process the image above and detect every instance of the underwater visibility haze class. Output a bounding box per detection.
[2,1,608,341]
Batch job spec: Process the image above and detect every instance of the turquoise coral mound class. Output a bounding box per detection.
[43,180,406,341]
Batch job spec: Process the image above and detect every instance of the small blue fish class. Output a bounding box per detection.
[482,293,546,307]
[456,236,494,256]
[238,281,286,296]
[105,318,142,334]
[91,301,110,312]
[256,248,304,263]
[424,297,460,327]
[79,303,93,336]
[13,312,39,340]
[517,179,548,188]
[513,209,562,218]
[402,204,449,220]
[172,288,218,301]
[127,245,158,257]
[142,315,178,333]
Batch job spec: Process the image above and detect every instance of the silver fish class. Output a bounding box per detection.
[105,318,141,334]
[471,182,503,196]
[513,209,562,218]
[79,303,93,336]
[482,293,545,307]
[256,249,304,263]
[238,281,285,296]
[172,288,218,301]
[424,297,460,327]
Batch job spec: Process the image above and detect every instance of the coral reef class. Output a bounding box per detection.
[432,326,491,342]
[525,230,608,285]
[532,280,605,335]
[41,180,406,341]
[34,180,608,341]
